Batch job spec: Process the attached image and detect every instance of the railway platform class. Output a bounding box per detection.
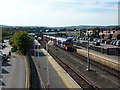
[33,40,81,88]
[74,45,120,71]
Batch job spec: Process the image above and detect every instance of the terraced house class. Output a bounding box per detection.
[99,29,120,40]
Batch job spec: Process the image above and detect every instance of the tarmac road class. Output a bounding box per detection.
[1,40,26,88]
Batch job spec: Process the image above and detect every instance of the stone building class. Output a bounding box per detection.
[99,30,120,40]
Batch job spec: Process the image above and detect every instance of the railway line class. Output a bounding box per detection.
[38,39,120,89]
[69,51,119,78]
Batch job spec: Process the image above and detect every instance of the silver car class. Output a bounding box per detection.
[116,41,120,46]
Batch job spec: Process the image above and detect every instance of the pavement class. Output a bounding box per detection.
[0,40,26,88]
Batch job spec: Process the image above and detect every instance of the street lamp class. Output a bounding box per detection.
[46,40,54,88]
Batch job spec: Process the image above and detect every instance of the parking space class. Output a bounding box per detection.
[0,40,26,88]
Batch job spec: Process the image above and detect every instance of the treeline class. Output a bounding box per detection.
[2,25,120,33]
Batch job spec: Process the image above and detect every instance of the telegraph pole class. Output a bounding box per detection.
[86,29,90,71]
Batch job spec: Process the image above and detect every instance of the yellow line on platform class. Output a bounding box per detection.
[40,49,82,89]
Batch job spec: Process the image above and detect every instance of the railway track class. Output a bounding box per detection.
[39,40,98,89]
[49,49,98,89]
[69,51,120,78]
[38,39,120,88]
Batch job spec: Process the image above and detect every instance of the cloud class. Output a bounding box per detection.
[0,0,118,26]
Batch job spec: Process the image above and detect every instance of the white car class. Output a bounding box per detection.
[116,41,120,46]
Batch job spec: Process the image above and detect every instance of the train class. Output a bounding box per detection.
[43,35,74,50]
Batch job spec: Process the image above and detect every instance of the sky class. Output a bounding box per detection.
[0,0,119,27]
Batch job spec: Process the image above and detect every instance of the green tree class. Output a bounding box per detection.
[116,26,120,30]
[10,32,30,54]
[2,31,11,37]
[91,27,100,38]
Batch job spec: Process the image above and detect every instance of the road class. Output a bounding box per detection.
[1,40,26,88]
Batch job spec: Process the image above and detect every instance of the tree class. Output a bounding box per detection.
[2,31,11,37]
[91,27,100,38]
[116,26,120,30]
[10,32,30,54]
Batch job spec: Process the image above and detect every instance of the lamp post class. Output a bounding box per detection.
[46,40,54,88]
[86,29,90,71]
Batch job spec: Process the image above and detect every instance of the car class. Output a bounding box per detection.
[0,53,7,62]
[116,41,120,46]
[93,38,98,42]
[112,41,117,46]
[89,38,94,41]
[97,39,101,43]
[0,43,6,49]
[105,40,112,44]
[97,39,106,43]
[110,41,116,45]
[93,41,100,46]
[0,46,2,49]
[100,39,106,43]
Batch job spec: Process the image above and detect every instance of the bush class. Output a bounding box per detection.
[11,47,17,52]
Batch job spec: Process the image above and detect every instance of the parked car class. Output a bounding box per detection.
[113,41,117,46]
[89,38,94,41]
[93,41,100,46]
[93,38,97,41]
[116,41,120,46]
[110,41,116,45]
[0,43,6,49]
[97,39,102,42]
[105,40,112,44]
[100,39,106,43]
[0,53,8,62]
